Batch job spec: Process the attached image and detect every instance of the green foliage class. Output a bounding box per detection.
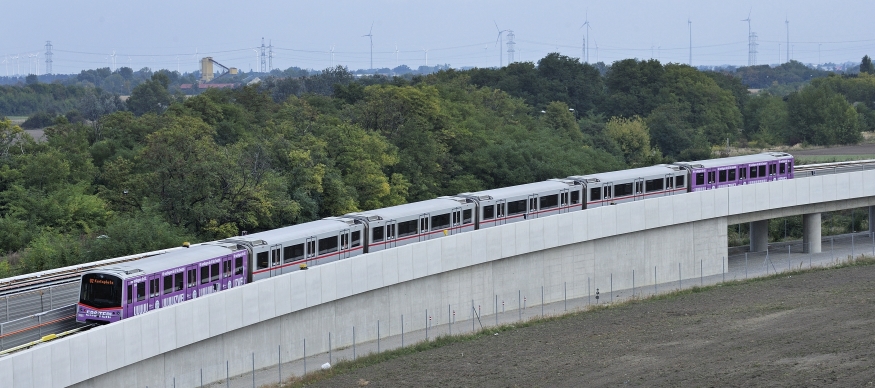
[602,59,665,118]
[735,60,832,89]
[21,111,56,129]
[127,73,173,116]
[786,83,862,145]
[861,55,874,75]
[605,116,662,167]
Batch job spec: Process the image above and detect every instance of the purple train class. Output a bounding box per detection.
[78,152,793,324]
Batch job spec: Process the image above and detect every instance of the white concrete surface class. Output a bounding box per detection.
[6,170,875,388]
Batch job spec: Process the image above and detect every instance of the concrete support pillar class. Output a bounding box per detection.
[749,220,769,252]
[803,213,822,253]
[869,206,875,236]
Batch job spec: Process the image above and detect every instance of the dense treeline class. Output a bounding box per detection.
[2,53,875,277]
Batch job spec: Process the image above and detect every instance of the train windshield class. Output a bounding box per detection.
[80,273,123,309]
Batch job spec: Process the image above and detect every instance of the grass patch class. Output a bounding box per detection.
[795,155,875,163]
[264,255,875,387]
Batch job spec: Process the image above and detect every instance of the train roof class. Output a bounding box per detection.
[459,180,576,201]
[567,164,682,183]
[89,245,242,278]
[221,219,358,246]
[675,152,793,169]
[345,198,469,221]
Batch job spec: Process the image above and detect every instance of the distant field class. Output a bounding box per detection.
[795,154,875,163]
[6,116,27,124]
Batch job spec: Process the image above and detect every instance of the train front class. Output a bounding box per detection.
[77,272,123,324]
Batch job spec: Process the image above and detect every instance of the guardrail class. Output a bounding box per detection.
[795,159,875,176]
[0,305,83,351]
[0,246,183,296]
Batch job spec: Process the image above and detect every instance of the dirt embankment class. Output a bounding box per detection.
[306,264,875,387]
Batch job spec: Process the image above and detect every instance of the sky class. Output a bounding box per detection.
[2,0,874,76]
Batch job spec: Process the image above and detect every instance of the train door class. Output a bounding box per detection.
[665,174,674,196]
[222,255,233,290]
[559,188,570,213]
[340,229,350,259]
[451,207,462,234]
[269,244,282,277]
[603,182,613,205]
[527,194,538,219]
[706,169,717,189]
[768,162,778,181]
[633,179,644,201]
[496,199,507,225]
[419,214,429,241]
[305,237,316,267]
[385,220,397,249]
[146,274,160,312]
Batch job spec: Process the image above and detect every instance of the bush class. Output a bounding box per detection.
[21,111,56,129]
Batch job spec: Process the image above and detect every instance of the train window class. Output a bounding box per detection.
[779,163,786,174]
[163,275,173,295]
[271,248,281,266]
[136,282,145,302]
[758,165,766,177]
[372,226,384,242]
[175,273,184,291]
[285,244,305,263]
[223,261,231,277]
[497,203,505,217]
[739,167,747,179]
[150,278,159,298]
[590,187,601,201]
[529,198,537,212]
[387,224,395,239]
[645,179,664,193]
[187,269,197,287]
[728,168,737,181]
[718,170,727,182]
[463,209,472,224]
[256,251,269,269]
[750,166,757,178]
[210,263,219,282]
[571,190,580,204]
[431,213,451,230]
[398,220,418,237]
[675,175,685,188]
[200,266,209,284]
[695,173,704,186]
[614,183,633,197]
[420,218,429,232]
[127,284,132,304]
[483,205,495,220]
[351,231,361,247]
[507,200,527,215]
[235,257,243,276]
[540,194,559,209]
[318,236,339,255]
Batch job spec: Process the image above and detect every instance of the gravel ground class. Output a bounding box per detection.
[305,262,875,387]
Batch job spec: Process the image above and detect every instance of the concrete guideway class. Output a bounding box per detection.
[4,169,875,388]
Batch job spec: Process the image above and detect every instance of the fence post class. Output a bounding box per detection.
[610,273,613,303]
[541,287,544,318]
[745,253,748,279]
[201,368,203,388]
[377,320,380,353]
[564,282,567,312]
[495,295,499,326]
[401,315,404,347]
[353,326,356,360]
[678,263,681,290]
[700,259,703,286]
[278,345,281,385]
[588,277,591,306]
[722,258,725,283]
[518,290,521,321]
[251,352,255,388]
[226,360,229,388]
[425,310,428,341]
[632,270,635,298]
[329,332,332,364]
[472,300,475,332]
[449,305,452,336]
[303,338,306,376]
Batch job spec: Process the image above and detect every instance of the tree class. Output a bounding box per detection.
[861,55,874,75]
[0,118,31,158]
[25,74,38,85]
[787,84,862,145]
[605,116,662,166]
[126,73,172,116]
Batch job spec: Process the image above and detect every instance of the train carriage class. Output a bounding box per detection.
[458,180,583,229]
[345,198,477,252]
[569,165,688,209]
[220,218,365,281]
[77,245,247,324]
[674,152,794,191]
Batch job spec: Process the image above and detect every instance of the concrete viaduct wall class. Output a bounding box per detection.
[3,169,875,388]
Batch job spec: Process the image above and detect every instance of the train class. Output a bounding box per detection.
[77,152,794,324]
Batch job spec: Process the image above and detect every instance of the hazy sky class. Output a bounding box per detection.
[3,0,874,75]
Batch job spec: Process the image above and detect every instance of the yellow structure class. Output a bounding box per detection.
[201,57,215,82]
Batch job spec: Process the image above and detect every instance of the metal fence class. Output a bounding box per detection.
[0,282,79,324]
[0,305,81,351]
[113,232,874,388]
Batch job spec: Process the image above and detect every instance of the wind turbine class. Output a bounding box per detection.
[110,51,116,71]
[688,19,692,66]
[330,46,335,67]
[394,45,399,69]
[363,23,374,70]
[423,48,429,67]
[1,55,7,77]
[580,12,591,63]
[742,10,752,65]
[785,17,790,62]
[494,21,509,67]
